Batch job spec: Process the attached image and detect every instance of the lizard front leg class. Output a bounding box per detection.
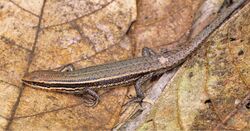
[53,64,75,72]
[63,88,100,107]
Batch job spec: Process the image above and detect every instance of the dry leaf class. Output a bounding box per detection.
[0,0,136,130]
[130,0,203,54]
[1,0,249,130]
[137,1,250,130]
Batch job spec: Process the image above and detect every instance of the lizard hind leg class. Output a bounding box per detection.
[142,47,156,56]
[124,72,155,106]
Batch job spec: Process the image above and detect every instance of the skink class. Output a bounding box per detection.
[22,1,245,106]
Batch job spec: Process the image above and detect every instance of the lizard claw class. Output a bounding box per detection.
[83,97,99,107]
[123,96,144,107]
[82,88,100,107]
[81,94,100,107]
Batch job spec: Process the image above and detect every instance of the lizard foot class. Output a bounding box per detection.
[123,96,144,107]
[81,88,100,107]
[82,94,100,107]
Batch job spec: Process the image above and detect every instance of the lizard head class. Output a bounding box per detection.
[22,70,58,89]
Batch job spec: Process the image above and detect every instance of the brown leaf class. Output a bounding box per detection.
[130,0,203,54]
[137,1,250,130]
[0,0,136,130]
